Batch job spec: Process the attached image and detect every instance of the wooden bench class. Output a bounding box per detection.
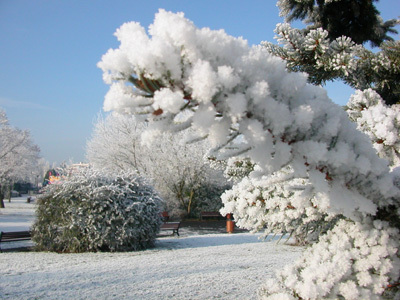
[0,231,32,251]
[159,222,180,236]
[200,211,223,220]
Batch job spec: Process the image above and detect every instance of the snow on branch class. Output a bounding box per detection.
[98,9,398,220]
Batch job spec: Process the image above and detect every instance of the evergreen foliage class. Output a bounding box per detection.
[266,0,400,105]
[32,168,162,252]
[345,89,400,167]
[263,26,400,104]
[277,0,398,46]
[221,166,342,245]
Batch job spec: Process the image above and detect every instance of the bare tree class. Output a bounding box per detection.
[86,113,229,218]
[87,113,146,173]
[0,108,41,207]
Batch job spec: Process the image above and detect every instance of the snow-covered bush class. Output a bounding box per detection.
[32,168,162,252]
[98,10,400,299]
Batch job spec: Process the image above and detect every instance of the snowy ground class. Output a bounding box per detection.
[0,196,302,300]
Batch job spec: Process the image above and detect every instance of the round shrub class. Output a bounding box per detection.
[32,169,162,252]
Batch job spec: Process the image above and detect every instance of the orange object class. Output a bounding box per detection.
[226,213,234,233]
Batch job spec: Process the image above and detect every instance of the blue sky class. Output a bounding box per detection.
[1,0,399,165]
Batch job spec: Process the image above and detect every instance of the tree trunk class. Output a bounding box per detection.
[187,189,195,217]
[5,184,11,202]
[0,186,5,208]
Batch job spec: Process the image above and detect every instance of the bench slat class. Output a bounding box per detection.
[2,236,31,241]
[1,231,31,241]
[0,231,32,251]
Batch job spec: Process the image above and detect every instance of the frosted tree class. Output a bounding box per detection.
[86,113,146,172]
[98,10,399,299]
[86,112,229,218]
[0,108,41,208]
[142,130,229,217]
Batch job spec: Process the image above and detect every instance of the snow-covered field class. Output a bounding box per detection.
[0,197,302,300]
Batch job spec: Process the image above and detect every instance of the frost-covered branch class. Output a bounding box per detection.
[263,24,400,105]
[346,89,400,169]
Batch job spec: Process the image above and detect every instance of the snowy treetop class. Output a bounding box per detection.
[98,9,399,220]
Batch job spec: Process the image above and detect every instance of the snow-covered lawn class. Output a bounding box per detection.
[0,197,302,300]
[0,196,36,231]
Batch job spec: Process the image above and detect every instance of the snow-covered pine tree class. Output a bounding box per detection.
[263,26,400,105]
[98,10,400,299]
[264,0,400,105]
[277,0,398,46]
[262,0,400,254]
[32,168,162,252]
[278,0,397,46]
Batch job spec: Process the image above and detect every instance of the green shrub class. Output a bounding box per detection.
[32,169,162,252]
